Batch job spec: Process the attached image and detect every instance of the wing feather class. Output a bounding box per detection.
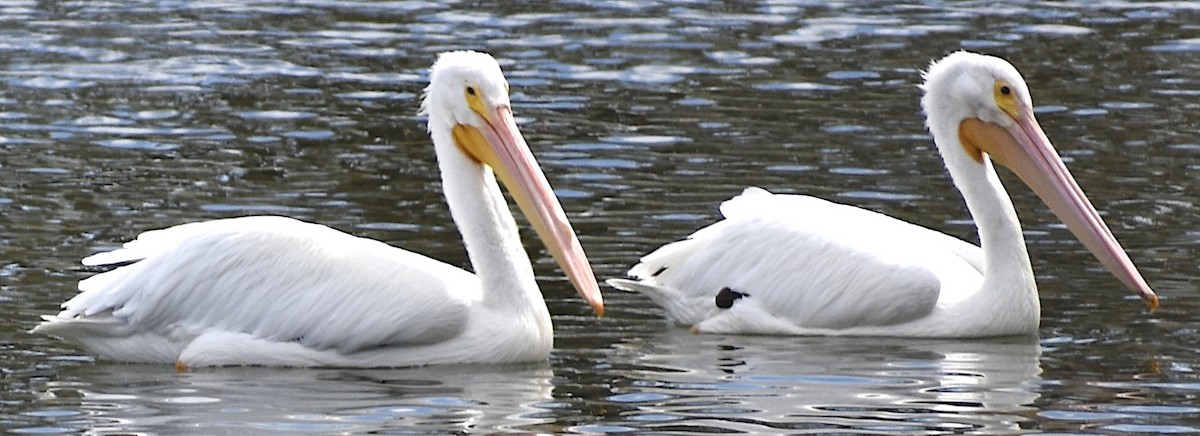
[722,187,981,272]
[624,188,982,329]
[42,216,476,354]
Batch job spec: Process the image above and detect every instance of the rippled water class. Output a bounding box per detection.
[2,1,1199,434]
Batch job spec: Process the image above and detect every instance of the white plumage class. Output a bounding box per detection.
[35,51,604,368]
[609,51,1157,337]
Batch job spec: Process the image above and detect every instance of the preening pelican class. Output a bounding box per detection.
[608,51,1157,337]
[34,51,604,367]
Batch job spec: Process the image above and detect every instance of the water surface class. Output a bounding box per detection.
[2,1,1199,434]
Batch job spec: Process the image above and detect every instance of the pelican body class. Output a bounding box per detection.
[609,52,1157,337]
[34,51,604,367]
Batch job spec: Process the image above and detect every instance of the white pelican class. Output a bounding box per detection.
[608,51,1157,337]
[34,51,604,368]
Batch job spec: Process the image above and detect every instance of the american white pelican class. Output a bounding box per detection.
[608,51,1157,337]
[34,50,604,367]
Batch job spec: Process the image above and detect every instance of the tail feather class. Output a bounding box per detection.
[606,278,707,326]
[32,315,182,363]
[32,313,126,336]
[606,278,662,294]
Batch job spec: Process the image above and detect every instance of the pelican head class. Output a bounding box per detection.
[423,51,512,131]
[422,51,604,316]
[920,51,1158,310]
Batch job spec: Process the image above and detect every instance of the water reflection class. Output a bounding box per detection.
[20,336,1042,434]
[599,332,1041,434]
[31,364,557,434]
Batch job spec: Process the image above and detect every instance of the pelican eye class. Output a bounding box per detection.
[993,81,1019,118]
[464,84,488,118]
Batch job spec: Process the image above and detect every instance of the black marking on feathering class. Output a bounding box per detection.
[715,287,747,309]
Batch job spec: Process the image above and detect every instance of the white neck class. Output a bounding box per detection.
[430,126,551,324]
[933,123,1039,319]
